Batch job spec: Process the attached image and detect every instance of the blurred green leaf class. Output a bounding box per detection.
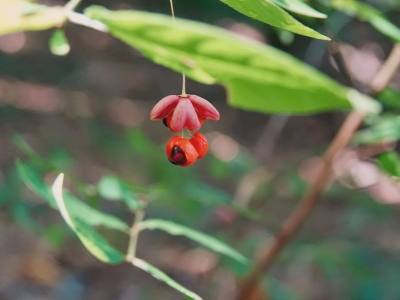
[219,0,329,39]
[16,160,53,202]
[377,152,400,178]
[43,224,67,248]
[17,161,129,232]
[0,0,66,36]
[264,277,298,300]
[355,115,400,144]
[132,258,203,300]
[65,193,129,232]
[140,219,248,264]
[98,176,123,200]
[331,0,400,42]
[12,134,36,158]
[52,174,125,264]
[10,201,39,231]
[49,29,70,56]
[0,169,22,207]
[272,0,327,19]
[86,7,355,115]
[379,89,400,111]
[182,181,231,205]
[97,176,141,210]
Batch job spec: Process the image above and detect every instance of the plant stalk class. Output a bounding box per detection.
[237,110,364,300]
[126,209,145,261]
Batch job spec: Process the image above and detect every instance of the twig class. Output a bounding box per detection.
[126,209,146,261]
[254,116,289,162]
[370,44,400,93]
[233,116,289,209]
[237,43,400,300]
[237,111,364,300]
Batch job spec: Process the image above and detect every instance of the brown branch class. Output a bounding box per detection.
[370,44,400,94]
[237,111,364,300]
[236,43,400,300]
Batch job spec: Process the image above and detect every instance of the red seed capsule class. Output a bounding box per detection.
[165,136,199,167]
[190,132,208,159]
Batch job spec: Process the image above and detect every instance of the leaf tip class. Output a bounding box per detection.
[52,173,74,227]
[318,34,332,41]
[52,173,65,196]
[347,89,382,114]
[49,30,70,56]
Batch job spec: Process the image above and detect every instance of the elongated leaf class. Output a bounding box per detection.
[218,0,329,39]
[97,176,141,211]
[17,161,129,232]
[65,193,129,232]
[331,0,400,42]
[272,0,327,19]
[379,89,400,111]
[355,115,400,144]
[86,7,356,115]
[0,0,66,36]
[16,160,53,202]
[139,219,248,264]
[132,258,203,300]
[52,174,125,264]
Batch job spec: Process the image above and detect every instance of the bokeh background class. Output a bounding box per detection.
[1,0,400,299]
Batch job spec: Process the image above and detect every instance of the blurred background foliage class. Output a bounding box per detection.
[0,0,400,299]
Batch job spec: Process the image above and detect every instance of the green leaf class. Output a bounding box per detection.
[355,115,400,144]
[16,161,129,232]
[52,174,125,264]
[85,7,354,115]
[65,193,129,232]
[49,29,70,56]
[218,0,329,39]
[377,152,400,178]
[132,258,203,300]
[331,0,400,42]
[97,176,141,210]
[272,0,327,19]
[16,160,53,203]
[0,0,66,36]
[379,89,400,111]
[347,90,381,115]
[12,134,37,158]
[139,219,248,264]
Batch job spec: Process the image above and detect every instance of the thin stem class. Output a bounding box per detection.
[169,0,188,96]
[126,209,145,261]
[370,43,400,94]
[232,116,288,209]
[169,0,176,19]
[181,73,187,96]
